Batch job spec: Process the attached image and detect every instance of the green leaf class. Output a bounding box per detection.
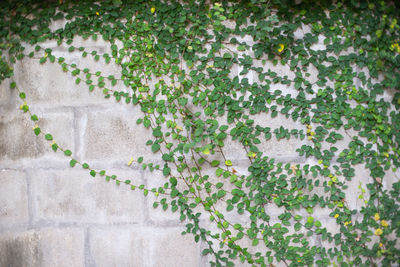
[225,160,232,166]
[272,223,281,229]
[51,143,58,152]
[90,170,96,177]
[294,215,302,221]
[170,177,177,187]
[223,53,232,59]
[34,127,41,136]
[64,150,72,156]
[153,128,163,137]
[82,163,89,169]
[252,239,259,246]
[233,224,242,230]
[211,160,220,167]
[22,105,29,113]
[220,125,229,131]
[294,222,302,231]
[217,190,226,198]
[69,159,77,167]
[216,168,224,177]
[31,114,38,121]
[45,134,53,141]
[151,143,160,153]
[163,166,171,176]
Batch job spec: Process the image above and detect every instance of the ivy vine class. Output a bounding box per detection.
[1,0,400,266]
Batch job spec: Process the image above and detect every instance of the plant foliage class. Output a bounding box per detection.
[1,0,400,266]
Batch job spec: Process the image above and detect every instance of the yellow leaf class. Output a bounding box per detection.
[277,43,284,53]
[248,152,256,158]
[381,220,389,227]
[374,213,380,221]
[374,228,383,236]
[151,7,155,14]
[203,148,210,155]
[128,157,134,166]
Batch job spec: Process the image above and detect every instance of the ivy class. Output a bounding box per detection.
[1,0,400,266]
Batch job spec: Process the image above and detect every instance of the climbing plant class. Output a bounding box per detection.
[1,0,400,266]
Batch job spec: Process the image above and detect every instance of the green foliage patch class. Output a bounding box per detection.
[1,0,400,266]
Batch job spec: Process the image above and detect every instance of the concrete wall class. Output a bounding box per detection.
[0,37,207,267]
[0,24,398,267]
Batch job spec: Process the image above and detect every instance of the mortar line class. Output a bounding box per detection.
[25,169,34,229]
[18,165,142,172]
[73,107,80,161]
[0,220,145,235]
[84,227,95,267]
[142,167,151,225]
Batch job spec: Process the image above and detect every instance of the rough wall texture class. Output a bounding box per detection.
[0,37,205,267]
[0,24,398,267]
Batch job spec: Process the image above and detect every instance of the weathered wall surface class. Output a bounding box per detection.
[0,23,399,267]
[0,37,206,267]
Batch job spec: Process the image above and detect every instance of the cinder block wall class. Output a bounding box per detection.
[0,25,398,267]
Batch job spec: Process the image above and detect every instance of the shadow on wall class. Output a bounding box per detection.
[0,232,42,267]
